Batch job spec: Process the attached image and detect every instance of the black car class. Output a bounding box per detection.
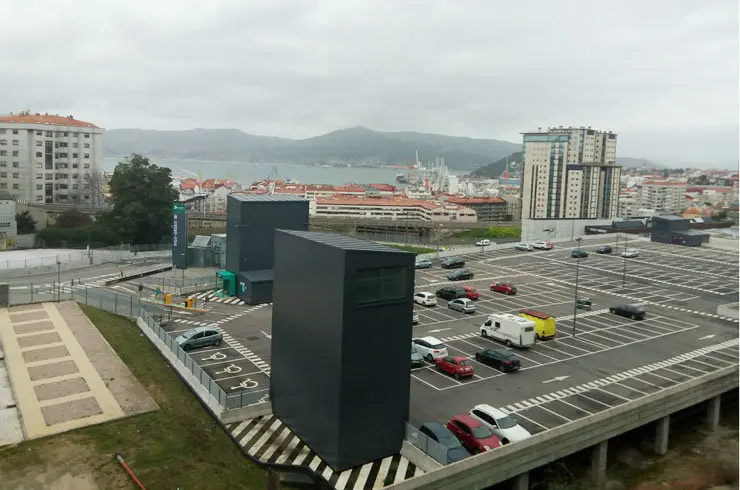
[436,286,467,301]
[596,245,613,254]
[475,349,521,372]
[610,304,646,320]
[447,269,474,281]
[571,249,589,258]
[419,422,470,464]
[440,257,466,269]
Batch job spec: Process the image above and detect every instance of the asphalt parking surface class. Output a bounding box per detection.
[146,236,739,438]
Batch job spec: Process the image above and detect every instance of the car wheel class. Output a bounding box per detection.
[481,330,487,337]
[505,340,512,347]
[454,372,460,380]
[435,363,441,371]
[632,314,637,320]
[213,339,222,347]
[501,439,510,445]
[610,308,615,313]
[182,344,191,352]
[426,354,433,362]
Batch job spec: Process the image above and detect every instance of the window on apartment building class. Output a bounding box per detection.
[73,143,78,148]
[36,195,43,202]
[36,184,42,190]
[0,140,6,145]
[35,130,42,136]
[83,153,89,159]
[12,151,18,157]
[36,162,41,169]
[45,131,52,137]
[0,161,6,167]
[12,184,18,190]
[84,143,90,148]
[0,172,6,178]
[36,174,42,179]
[0,183,5,189]
[35,152,42,158]
[72,163,78,168]
[12,172,18,178]
[12,129,18,135]
[35,141,42,147]
[0,129,5,134]
[72,153,78,158]
[83,133,90,139]
[12,161,18,168]
[45,174,52,180]
[83,163,89,168]
[12,140,18,145]
[72,184,78,190]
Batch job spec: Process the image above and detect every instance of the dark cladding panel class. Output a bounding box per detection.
[226,195,245,272]
[271,231,345,464]
[172,203,188,269]
[271,230,414,472]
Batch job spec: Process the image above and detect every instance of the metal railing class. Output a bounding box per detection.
[138,274,217,289]
[405,423,453,465]
[6,285,265,410]
[0,244,172,272]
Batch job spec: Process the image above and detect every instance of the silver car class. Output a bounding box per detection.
[175,326,223,351]
[448,298,477,314]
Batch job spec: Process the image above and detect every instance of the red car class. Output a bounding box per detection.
[490,282,517,295]
[435,356,475,379]
[462,286,479,300]
[446,414,502,453]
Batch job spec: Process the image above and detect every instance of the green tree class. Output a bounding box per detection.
[15,210,37,234]
[100,154,179,244]
[55,208,92,228]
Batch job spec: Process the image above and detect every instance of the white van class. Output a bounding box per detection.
[480,313,536,348]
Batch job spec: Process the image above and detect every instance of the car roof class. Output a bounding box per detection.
[416,291,433,295]
[450,414,483,427]
[482,348,515,357]
[472,403,507,418]
[419,336,443,344]
[463,285,476,290]
[449,356,470,362]
[189,326,213,333]
[420,421,454,437]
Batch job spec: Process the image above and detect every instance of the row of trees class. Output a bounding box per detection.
[17,154,179,247]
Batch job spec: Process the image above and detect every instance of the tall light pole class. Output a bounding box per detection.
[622,232,628,289]
[56,259,62,302]
[572,237,582,337]
[435,223,442,260]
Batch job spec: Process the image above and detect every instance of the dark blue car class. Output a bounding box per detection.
[419,422,470,464]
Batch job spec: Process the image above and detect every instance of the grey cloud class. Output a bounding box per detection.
[1,0,737,166]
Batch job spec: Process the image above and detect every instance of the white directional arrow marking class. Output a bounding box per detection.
[699,334,716,340]
[542,375,570,384]
[260,330,272,339]
[428,328,452,333]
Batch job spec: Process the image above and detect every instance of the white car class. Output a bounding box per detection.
[621,248,639,258]
[476,239,492,247]
[469,404,532,444]
[516,243,533,251]
[412,313,420,324]
[412,336,448,361]
[532,240,553,250]
[414,292,438,307]
[448,298,477,314]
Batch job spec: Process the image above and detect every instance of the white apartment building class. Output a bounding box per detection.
[637,181,687,213]
[314,197,477,222]
[617,188,639,217]
[0,112,104,205]
[0,191,18,240]
[521,126,620,221]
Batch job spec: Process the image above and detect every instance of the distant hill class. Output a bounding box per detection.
[468,154,663,178]
[103,126,521,171]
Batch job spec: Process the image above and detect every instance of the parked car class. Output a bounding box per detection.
[415,258,433,269]
[414,291,438,306]
[448,298,477,314]
[621,248,639,258]
[469,404,532,444]
[418,422,470,463]
[571,249,589,258]
[462,285,479,300]
[411,344,425,368]
[447,269,474,281]
[475,348,521,372]
[516,242,533,251]
[175,327,223,351]
[490,282,517,295]
[435,356,475,379]
[412,313,420,324]
[610,304,646,320]
[576,298,592,311]
[475,239,492,247]
[532,240,554,250]
[435,286,467,301]
[440,257,466,269]
[596,245,613,254]
[446,414,502,453]
[412,336,448,361]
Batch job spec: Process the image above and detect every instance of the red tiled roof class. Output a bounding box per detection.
[641,181,688,186]
[0,113,99,128]
[447,197,506,205]
[316,197,442,211]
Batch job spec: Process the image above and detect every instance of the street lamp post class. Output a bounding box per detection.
[622,232,628,289]
[572,237,582,337]
[435,223,442,260]
[56,259,62,302]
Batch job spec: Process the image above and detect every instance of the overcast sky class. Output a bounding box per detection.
[2,0,738,167]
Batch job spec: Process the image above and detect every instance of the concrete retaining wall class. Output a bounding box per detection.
[387,366,739,490]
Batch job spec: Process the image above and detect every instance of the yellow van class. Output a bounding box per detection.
[519,309,556,340]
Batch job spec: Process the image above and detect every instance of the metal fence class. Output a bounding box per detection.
[405,423,453,465]
[139,274,217,289]
[6,285,265,410]
[0,244,172,272]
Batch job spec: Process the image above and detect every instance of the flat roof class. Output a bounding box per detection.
[278,230,411,253]
[229,194,309,203]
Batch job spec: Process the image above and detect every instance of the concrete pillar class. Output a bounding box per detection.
[654,415,670,455]
[590,440,608,489]
[706,395,721,431]
[511,472,529,490]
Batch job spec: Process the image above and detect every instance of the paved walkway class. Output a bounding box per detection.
[0,303,125,440]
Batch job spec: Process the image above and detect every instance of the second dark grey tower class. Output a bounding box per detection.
[271,231,415,472]
[226,194,309,304]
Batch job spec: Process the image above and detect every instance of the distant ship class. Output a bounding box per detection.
[396,172,409,184]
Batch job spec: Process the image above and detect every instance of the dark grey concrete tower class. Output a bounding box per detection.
[225,194,309,304]
[271,231,415,471]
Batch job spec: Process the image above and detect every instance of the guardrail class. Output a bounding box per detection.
[388,366,739,490]
[405,423,452,465]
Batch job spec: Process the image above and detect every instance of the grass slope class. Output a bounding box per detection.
[0,305,266,490]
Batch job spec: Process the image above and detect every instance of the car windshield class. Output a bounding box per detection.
[631,306,645,313]
[497,416,518,429]
[180,330,198,339]
[472,425,493,439]
[431,343,445,350]
[467,288,477,293]
[459,360,472,367]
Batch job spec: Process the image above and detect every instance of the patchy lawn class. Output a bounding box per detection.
[0,305,266,490]
[386,244,437,254]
